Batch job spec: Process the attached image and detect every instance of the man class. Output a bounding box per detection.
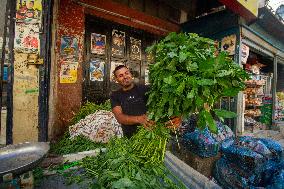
[110,65,180,138]
[110,65,153,138]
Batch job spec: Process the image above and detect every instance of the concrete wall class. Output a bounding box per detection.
[13,53,39,143]
[49,0,84,139]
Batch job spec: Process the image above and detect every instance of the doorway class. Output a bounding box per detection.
[83,15,158,103]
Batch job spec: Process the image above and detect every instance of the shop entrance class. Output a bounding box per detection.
[243,51,274,132]
[83,15,158,103]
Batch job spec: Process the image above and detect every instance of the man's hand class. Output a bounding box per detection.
[166,117,182,130]
[137,114,155,129]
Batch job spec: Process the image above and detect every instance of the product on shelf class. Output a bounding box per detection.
[245,109,261,117]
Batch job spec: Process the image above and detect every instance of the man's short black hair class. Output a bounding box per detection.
[113,65,128,76]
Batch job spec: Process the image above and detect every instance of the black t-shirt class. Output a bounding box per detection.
[110,84,149,138]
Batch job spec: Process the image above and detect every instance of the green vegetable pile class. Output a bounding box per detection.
[50,101,110,155]
[146,32,249,132]
[81,127,185,189]
[50,132,106,155]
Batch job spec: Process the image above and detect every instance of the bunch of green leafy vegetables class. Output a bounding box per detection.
[70,100,111,125]
[80,128,186,189]
[146,32,249,132]
[50,132,106,155]
[49,100,110,155]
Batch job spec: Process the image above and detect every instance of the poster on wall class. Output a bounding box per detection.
[111,30,125,57]
[110,61,124,81]
[14,23,40,53]
[90,59,105,81]
[130,37,141,60]
[60,63,78,83]
[91,33,106,55]
[241,44,250,64]
[16,0,42,23]
[221,34,236,55]
[60,36,79,62]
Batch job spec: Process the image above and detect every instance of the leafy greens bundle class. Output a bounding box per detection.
[146,32,249,132]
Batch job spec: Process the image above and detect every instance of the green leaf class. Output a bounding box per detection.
[112,178,135,188]
[197,111,206,130]
[222,88,240,97]
[216,70,232,77]
[187,89,195,99]
[204,110,217,133]
[214,109,237,119]
[186,62,198,72]
[168,52,177,58]
[197,79,215,86]
[176,81,185,95]
[196,96,204,108]
[179,52,187,62]
[163,75,176,84]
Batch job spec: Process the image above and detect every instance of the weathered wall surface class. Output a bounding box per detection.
[13,53,39,143]
[50,0,84,139]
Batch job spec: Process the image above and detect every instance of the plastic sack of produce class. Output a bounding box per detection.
[182,127,219,157]
[259,160,284,187]
[258,138,283,161]
[213,158,261,189]
[211,122,234,143]
[238,136,273,160]
[266,169,284,189]
[221,137,268,172]
[69,110,123,143]
[182,121,234,157]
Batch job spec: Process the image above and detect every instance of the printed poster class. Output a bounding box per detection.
[130,37,141,60]
[91,33,106,55]
[110,61,124,81]
[60,63,78,83]
[14,23,40,53]
[16,0,42,23]
[60,36,79,62]
[221,34,236,55]
[241,44,250,64]
[111,30,125,57]
[90,59,105,81]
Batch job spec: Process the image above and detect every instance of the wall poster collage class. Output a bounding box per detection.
[59,36,79,83]
[15,0,42,53]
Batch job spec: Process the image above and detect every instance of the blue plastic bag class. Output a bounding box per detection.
[214,158,261,189]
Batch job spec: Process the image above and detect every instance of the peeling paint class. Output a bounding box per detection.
[53,0,85,136]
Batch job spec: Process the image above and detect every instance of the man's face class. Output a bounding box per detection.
[114,67,133,87]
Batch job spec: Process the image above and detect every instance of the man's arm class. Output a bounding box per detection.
[112,106,147,125]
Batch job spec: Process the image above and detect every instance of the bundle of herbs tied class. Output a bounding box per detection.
[75,32,248,188]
